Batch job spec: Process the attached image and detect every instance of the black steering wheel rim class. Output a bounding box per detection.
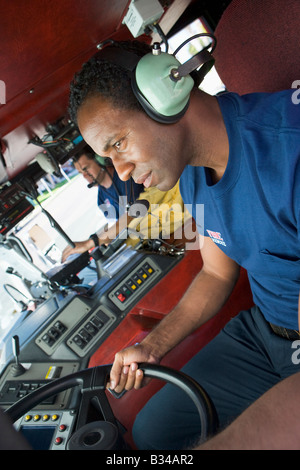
[5,363,218,448]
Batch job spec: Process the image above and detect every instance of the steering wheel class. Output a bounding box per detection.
[5,363,218,450]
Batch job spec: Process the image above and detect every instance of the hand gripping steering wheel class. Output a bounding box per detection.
[5,363,218,450]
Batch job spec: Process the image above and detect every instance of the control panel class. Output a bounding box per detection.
[66,305,115,358]
[0,183,34,235]
[108,257,161,311]
[0,362,80,449]
[0,246,184,449]
[35,297,116,357]
[16,409,76,450]
[34,253,176,358]
[0,362,79,410]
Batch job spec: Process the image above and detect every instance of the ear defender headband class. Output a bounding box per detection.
[96,35,216,124]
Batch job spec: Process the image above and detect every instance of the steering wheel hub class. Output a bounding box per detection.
[67,421,121,450]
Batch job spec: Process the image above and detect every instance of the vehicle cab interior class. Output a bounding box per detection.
[0,0,299,451]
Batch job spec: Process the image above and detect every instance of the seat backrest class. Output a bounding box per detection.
[213,0,300,94]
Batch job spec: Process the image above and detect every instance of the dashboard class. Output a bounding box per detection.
[0,243,183,449]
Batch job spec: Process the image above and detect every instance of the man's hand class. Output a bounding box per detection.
[108,342,161,393]
[61,239,94,263]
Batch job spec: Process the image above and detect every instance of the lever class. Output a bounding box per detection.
[90,248,108,279]
[11,336,26,377]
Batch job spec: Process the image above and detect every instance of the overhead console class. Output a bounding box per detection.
[28,118,85,171]
[0,183,34,235]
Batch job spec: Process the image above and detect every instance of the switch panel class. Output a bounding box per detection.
[35,298,115,358]
[66,305,115,358]
[108,257,161,310]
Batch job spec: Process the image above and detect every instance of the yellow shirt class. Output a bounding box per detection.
[127,181,191,242]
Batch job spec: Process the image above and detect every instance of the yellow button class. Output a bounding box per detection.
[33,415,40,421]
[148,268,153,273]
[131,284,136,290]
[142,273,147,279]
[137,279,142,284]
[51,414,59,421]
[24,415,32,422]
[43,415,50,421]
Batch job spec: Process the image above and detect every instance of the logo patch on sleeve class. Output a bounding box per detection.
[206,229,227,246]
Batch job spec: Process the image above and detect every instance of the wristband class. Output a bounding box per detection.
[89,233,99,247]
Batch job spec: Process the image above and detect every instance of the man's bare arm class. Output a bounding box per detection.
[109,235,240,392]
[61,212,132,262]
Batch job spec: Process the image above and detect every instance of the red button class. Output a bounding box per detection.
[55,437,63,445]
[117,293,126,302]
[59,424,67,432]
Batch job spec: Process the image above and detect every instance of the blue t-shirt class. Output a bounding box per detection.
[97,170,143,219]
[180,90,300,329]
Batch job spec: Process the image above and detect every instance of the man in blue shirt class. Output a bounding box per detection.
[68,40,300,449]
[61,148,143,261]
[179,90,300,331]
[73,148,143,219]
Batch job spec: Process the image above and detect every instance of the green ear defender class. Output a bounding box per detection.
[94,154,112,167]
[96,35,216,124]
[132,47,194,123]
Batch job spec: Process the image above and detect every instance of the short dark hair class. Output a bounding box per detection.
[69,40,151,124]
[73,146,113,168]
[72,145,95,163]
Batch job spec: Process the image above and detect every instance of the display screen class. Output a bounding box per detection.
[21,425,56,450]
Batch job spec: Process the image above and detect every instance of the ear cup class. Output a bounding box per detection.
[94,154,107,166]
[95,40,215,124]
[96,45,194,123]
[132,51,194,123]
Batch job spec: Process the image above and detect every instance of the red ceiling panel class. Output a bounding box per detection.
[0,0,193,180]
[0,0,129,103]
[0,0,131,179]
